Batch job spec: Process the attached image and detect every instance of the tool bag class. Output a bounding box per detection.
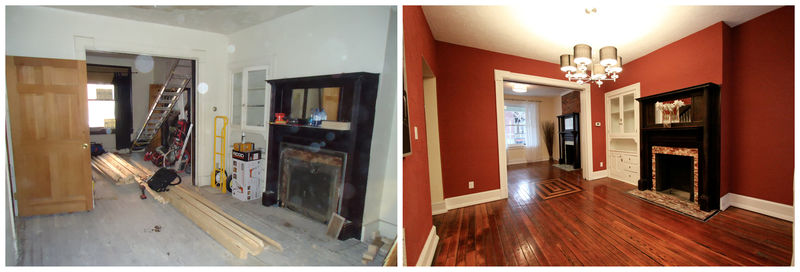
[147,168,182,192]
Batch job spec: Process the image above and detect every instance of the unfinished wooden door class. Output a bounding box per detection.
[6,56,93,216]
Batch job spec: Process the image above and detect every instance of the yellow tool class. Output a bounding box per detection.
[211,116,229,193]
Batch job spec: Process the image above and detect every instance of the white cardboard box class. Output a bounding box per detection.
[231,158,262,201]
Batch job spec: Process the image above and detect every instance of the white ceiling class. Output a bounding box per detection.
[503,81,571,97]
[50,6,308,34]
[422,5,780,65]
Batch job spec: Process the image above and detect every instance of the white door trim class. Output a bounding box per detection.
[494,70,593,193]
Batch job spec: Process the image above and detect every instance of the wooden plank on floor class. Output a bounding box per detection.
[173,185,283,251]
[162,190,249,259]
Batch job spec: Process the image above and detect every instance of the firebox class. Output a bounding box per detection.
[278,142,347,223]
[655,153,695,202]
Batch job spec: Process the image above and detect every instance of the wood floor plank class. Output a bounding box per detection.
[430,161,793,266]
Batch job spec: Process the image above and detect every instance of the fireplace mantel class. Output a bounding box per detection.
[266,72,379,240]
[636,83,721,211]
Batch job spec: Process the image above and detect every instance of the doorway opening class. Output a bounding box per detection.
[86,51,196,185]
[420,58,446,216]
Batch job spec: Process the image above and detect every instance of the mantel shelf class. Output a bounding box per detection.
[269,122,350,131]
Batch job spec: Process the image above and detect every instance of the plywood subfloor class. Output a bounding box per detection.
[16,153,385,266]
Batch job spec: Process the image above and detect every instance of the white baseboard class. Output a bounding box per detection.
[507,159,526,166]
[431,201,447,215]
[444,189,507,211]
[721,193,794,222]
[415,226,439,266]
[584,169,608,180]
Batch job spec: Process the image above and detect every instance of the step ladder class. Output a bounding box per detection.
[131,59,193,150]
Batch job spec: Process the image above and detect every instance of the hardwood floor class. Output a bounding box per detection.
[431,161,793,266]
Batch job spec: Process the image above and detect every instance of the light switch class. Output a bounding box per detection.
[468,181,474,189]
[414,126,418,140]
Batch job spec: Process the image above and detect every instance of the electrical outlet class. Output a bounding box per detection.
[600,162,604,167]
[468,181,474,189]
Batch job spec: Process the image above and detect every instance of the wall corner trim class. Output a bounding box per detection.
[725,193,793,222]
[444,189,507,211]
[585,170,608,181]
[431,201,447,215]
[415,226,439,266]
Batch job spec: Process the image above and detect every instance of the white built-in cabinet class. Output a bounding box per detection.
[231,66,269,130]
[605,83,641,185]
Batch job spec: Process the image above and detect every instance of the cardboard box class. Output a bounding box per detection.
[232,150,261,161]
[231,156,262,201]
[233,142,254,152]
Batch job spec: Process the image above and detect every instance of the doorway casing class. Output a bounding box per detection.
[494,69,597,198]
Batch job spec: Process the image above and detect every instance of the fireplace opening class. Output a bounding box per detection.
[278,143,347,223]
[655,154,694,202]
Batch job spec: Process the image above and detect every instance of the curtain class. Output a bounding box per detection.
[112,72,133,150]
[523,101,541,162]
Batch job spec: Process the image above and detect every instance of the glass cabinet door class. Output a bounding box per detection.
[609,96,621,134]
[622,93,635,133]
[231,72,243,126]
[244,67,268,129]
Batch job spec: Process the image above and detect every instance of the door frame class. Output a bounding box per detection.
[494,70,593,197]
[75,37,200,188]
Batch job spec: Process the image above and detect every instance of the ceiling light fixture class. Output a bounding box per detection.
[512,83,528,93]
[560,44,622,87]
[558,8,623,87]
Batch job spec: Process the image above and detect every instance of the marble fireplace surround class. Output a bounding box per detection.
[651,146,699,205]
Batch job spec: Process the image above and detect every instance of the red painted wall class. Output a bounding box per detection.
[434,42,565,198]
[727,7,794,205]
[402,6,438,265]
[601,7,794,205]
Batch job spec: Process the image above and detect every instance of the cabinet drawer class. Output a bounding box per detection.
[621,163,639,172]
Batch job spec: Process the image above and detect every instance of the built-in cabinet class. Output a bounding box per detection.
[605,83,640,185]
[230,66,269,130]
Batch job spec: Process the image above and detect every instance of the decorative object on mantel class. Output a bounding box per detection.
[273,113,287,124]
[654,100,686,127]
[627,189,719,221]
[541,120,555,161]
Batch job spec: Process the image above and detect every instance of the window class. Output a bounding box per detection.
[504,105,527,147]
[88,84,116,129]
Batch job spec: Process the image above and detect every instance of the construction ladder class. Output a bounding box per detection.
[131,59,193,150]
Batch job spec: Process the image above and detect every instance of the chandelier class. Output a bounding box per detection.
[559,44,623,87]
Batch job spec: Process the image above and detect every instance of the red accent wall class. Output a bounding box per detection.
[434,42,564,198]
[601,7,794,205]
[402,6,437,265]
[727,7,794,205]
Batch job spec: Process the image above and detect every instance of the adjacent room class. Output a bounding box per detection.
[5,5,398,266]
[403,5,793,266]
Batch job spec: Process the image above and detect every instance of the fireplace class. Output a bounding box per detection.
[652,147,699,203]
[278,143,347,223]
[636,83,720,212]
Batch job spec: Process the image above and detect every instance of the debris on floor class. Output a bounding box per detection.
[153,225,162,232]
[91,153,167,204]
[361,232,384,264]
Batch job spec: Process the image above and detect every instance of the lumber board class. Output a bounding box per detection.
[163,191,248,259]
[171,188,263,254]
[94,155,136,184]
[90,160,118,180]
[107,154,147,179]
[91,159,129,184]
[173,186,284,251]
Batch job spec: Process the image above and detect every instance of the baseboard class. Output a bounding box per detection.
[507,159,526,166]
[415,226,439,266]
[720,193,732,211]
[584,169,608,180]
[431,201,447,215]
[444,189,506,211]
[723,193,793,222]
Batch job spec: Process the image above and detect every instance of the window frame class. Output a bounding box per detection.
[87,83,117,134]
[504,105,527,148]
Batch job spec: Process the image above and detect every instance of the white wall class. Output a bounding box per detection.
[225,6,396,241]
[6,6,230,187]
